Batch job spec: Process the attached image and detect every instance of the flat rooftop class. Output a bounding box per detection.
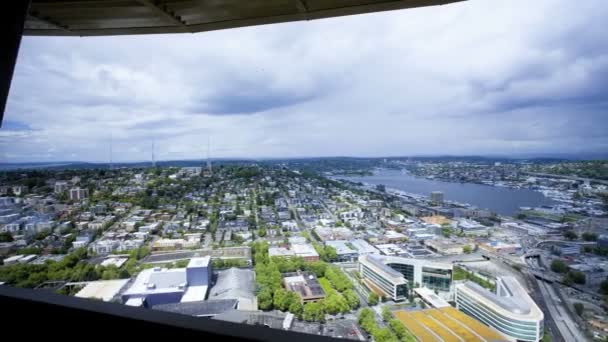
[283,272,325,301]
[414,287,451,308]
[75,279,130,302]
[394,307,508,342]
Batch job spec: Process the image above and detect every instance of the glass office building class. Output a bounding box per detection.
[359,255,409,300]
[359,255,453,301]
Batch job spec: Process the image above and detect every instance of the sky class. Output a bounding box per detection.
[1,0,608,163]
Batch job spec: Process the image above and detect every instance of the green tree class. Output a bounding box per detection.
[325,267,353,292]
[551,259,568,273]
[324,246,337,262]
[463,245,473,254]
[381,306,393,321]
[582,232,598,242]
[305,261,327,278]
[303,301,325,322]
[0,232,13,242]
[600,279,608,295]
[288,301,303,317]
[343,289,360,309]
[368,292,379,306]
[564,271,586,285]
[273,288,290,311]
[563,231,578,240]
[574,302,584,316]
[257,288,273,310]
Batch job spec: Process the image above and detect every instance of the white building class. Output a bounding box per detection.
[455,276,544,342]
[54,181,69,193]
[69,187,89,201]
[359,255,453,300]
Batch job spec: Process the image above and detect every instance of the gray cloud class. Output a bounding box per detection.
[1,0,607,162]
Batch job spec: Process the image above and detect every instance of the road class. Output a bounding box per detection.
[536,279,587,341]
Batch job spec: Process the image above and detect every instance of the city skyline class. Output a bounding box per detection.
[2,0,608,162]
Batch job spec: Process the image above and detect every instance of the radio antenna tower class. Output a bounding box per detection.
[206,136,212,174]
[152,139,156,168]
[109,134,113,170]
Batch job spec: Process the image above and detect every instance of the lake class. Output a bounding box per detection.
[338,169,555,216]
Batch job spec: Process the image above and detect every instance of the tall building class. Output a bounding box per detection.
[54,181,69,193]
[455,276,544,342]
[431,191,444,205]
[69,187,89,201]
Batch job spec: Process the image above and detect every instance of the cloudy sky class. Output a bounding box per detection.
[2,0,607,163]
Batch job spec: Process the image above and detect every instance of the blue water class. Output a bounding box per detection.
[339,169,555,216]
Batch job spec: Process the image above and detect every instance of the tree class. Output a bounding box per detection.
[368,292,379,306]
[303,301,325,322]
[441,227,452,238]
[288,301,303,317]
[564,271,586,285]
[343,289,360,309]
[551,259,568,273]
[325,267,353,292]
[516,213,527,220]
[323,292,350,314]
[324,246,337,262]
[582,232,598,242]
[574,302,584,316]
[257,288,273,310]
[305,261,327,278]
[0,232,14,242]
[463,245,473,254]
[273,288,290,311]
[600,279,608,295]
[563,231,578,241]
[381,306,393,321]
[374,328,397,342]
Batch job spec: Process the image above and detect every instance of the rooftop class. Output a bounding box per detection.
[283,271,325,300]
[75,279,130,302]
[457,276,543,320]
[414,287,451,308]
[394,307,508,342]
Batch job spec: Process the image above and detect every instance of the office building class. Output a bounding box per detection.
[325,240,358,262]
[382,255,452,293]
[431,191,444,205]
[358,255,409,301]
[69,187,89,201]
[455,276,544,342]
[359,255,453,300]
